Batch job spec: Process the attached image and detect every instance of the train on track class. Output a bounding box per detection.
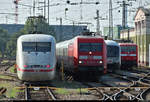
[105,40,121,71]
[119,43,138,68]
[56,36,107,77]
[16,34,56,81]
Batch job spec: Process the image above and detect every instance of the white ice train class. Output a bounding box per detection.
[16,34,56,81]
[105,40,121,71]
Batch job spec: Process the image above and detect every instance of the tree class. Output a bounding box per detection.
[0,28,9,58]
[24,15,56,37]
[5,29,26,58]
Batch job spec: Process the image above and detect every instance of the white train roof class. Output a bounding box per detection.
[105,40,119,46]
[18,34,55,42]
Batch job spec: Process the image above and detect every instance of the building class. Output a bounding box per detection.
[120,7,150,66]
[103,25,122,40]
[120,28,135,41]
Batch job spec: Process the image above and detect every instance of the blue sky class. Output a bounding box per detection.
[0,0,150,32]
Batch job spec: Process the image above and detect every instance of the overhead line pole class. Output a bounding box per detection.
[48,0,49,25]
[96,10,100,36]
[33,0,35,16]
[122,0,127,29]
[44,0,46,18]
[109,0,113,40]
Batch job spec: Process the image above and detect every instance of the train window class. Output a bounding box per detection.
[37,42,51,52]
[121,46,136,52]
[121,46,127,52]
[107,46,119,57]
[22,42,36,52]
[79,43,102,52]
[22,42,51,52]
[128,46,136,52]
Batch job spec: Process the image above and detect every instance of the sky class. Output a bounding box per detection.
[0,0,150,32]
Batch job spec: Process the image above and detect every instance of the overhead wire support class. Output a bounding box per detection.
[56,17,63,42]
[80,0,83,20]
[96,10,100,36]
[94,10,107,37]
[66,0,100,21]
[13,0,21,24]
[48,0,50,25]
[117,0,136,29]
[109,0,113,40]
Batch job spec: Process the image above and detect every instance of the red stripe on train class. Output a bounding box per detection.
[16,65,55,72]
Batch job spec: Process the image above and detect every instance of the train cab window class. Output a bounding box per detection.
[107,46,119,57]
[121,46,136,52]
[22,42,36,52]
[128,46,136,52]
[79,43,102,52]
[37,42,51,52]
[22,42,51,52]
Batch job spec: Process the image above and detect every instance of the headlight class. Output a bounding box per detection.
[99,61,103,63]
[79,61,82,64]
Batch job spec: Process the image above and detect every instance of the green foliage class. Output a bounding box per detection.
[0,28,9,58]
[24,16,56,37]
[5,32,24,58]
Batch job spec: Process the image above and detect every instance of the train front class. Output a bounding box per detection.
[120,43,138,67]
[105,40,121,70]
[74,37,107,74]
[16,34,56,81]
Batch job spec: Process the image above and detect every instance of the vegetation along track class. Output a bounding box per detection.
[0,59,15,72]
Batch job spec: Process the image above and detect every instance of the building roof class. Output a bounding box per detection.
[134,7,150,20]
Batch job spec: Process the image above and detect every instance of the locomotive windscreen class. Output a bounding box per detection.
[79,43,102,52]
[121,46,136,52]
[22,42,51,52]
[107,46,119,57]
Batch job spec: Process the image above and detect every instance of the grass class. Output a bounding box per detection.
[1,60,9,64]
[10,66,16,73]
[55,88,70,95]
[55,88,88,95]
[76,88,88,94]
[0,75,13,80]
[7,88,20,98]
[0,82,22,99]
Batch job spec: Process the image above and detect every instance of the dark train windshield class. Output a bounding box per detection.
[79,43,102,52]
[121,46,136,52]
[107,46,119,57]
[22,42,51,52]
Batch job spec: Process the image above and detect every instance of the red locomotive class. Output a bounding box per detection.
[119,43,138,68]
[56,36,107,77]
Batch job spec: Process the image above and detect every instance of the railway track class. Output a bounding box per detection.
[24,86,57,100]
[0,87,7,96]
[88,87,149,101]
